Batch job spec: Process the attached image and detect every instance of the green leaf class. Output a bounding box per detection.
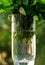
[19,7,26,16]
[1,0,12,7]
[33,0,38,5]
[0,9,5,13]
[23,0,28,5]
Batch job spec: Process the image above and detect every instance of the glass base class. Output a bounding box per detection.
[16,62,27,65]
[14,60,35,65]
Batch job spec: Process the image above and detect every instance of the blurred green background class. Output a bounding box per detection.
[0,13,13,65]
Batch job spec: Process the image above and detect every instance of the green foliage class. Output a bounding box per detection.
[0,13,11,52]
[0,0,13,13]
[0,0,45,17]
[1,0,12,7]
[0,0,45,50]
[23,0,28,5]
[0,9,5,13]
[35,17,45,65]
[39,0,45,4]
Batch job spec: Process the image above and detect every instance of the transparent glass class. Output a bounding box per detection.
[12,14,36,65]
